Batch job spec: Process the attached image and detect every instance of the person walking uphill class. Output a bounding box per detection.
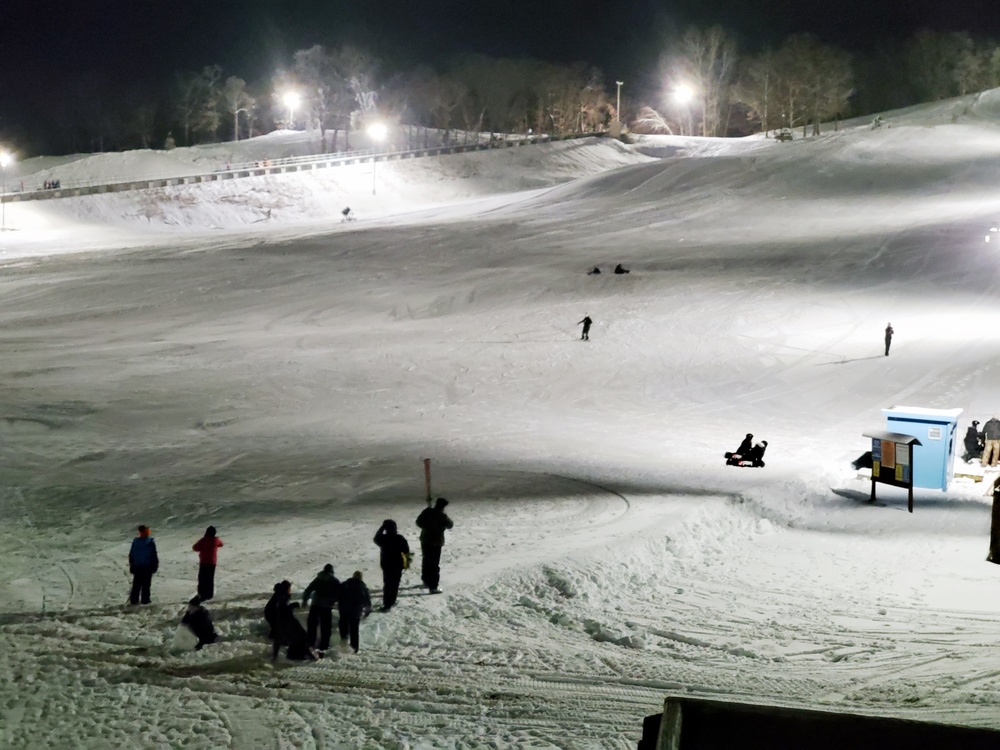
[983,416,1000,467]
[302,564,340,651]
[337,571,372,653]
[578,315,593,341]
[128,525,159,605]
[192,526,223,601]
[416,497,454,594]
[373,520,410,611]
[884,323,894,356]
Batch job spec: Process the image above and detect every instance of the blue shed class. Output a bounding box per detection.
[881,406,962,490]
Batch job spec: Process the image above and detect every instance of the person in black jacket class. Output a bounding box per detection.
[373,519,410,611]
[735,433,753,457]
[578,315,592,341]
[884,323,894,356]
[302,564,340,650]
[266,581,318,660]
[964,421,984,462]
[416,498,454,594]
[338,570,372,653]
[181,596,218,650]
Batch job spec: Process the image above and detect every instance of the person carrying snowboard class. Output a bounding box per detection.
[578,315,593,341]
[416,497,454,594]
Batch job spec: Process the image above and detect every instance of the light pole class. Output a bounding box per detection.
[367,122,387,195]
[615,81,623,122]
[283,92,300,130]
[673,84,695,136]
[0,151,11,231]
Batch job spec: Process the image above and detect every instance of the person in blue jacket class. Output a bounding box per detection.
[128,524,159,605]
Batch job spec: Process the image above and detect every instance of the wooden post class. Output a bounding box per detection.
[657,698,683,750]
[908,449,914,513]
[423,458,432,505]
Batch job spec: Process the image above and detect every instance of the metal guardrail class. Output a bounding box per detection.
[0,131,598,204]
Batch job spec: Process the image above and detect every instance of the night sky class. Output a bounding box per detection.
[1,0,998,153]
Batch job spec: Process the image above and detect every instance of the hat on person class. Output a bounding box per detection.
[435,497,449,508]
[137,525,150,537]
[323,564,334,574]
[973,420,980,426]
[205,526,217,537]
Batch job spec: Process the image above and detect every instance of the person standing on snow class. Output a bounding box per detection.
[192,525,223,601]
[373,519,410,611]
[302,564,341,651]
[128,524,159,605]
[982,416,1000,467]
[964,421,984,462]
[337,571,372,653]
[884,323,894,356]
[578,315,593,341]
[416,497,454,594]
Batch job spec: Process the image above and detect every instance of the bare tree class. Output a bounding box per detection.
[173,65,222,145]
[222,76,254,142]
[665,26,740,136]
[293,45,338,151]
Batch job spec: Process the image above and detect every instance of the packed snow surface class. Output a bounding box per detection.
[5,91,1000,748]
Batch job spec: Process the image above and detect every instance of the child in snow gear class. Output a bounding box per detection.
[884,323,894,356]
[416,497,454,594]
[578,316,592,341]
[128,525,159,605]
[192,525,223,601]
[338,571,372,653]
[964,421,985,462]
[302,564,341,651]
[373,520,410,611]
[182,596,218,650]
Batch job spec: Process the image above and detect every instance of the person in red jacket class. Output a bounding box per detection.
[192,526,223,601]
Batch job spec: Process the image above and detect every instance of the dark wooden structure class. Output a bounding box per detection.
[638,695,1000,750]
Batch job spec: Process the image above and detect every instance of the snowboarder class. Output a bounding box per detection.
[192,525,223,601]
[416,497,454,594]
[337,570,372,653]
[373,519,410,611]
[983,416,1000,467]
[884,323,894,356]
[578,315,593,341]
[181,596,218,650]
[128,525,159,605]
[302,564,341,651]
[614,263,630,274]
[964,421,984,462]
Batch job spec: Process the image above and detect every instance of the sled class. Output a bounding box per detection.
[724,452,765,468]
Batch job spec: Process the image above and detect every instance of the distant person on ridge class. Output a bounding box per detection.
[416,497,454,594]
[587,267,601,275]
[884,323,894,356]
[192,525,223,601]
[982,416,1000,467]
[614,263,630,274]
[128,524,159,606]
[578,315,593,341]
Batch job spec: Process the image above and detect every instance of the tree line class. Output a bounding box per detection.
[31,27,1000,155]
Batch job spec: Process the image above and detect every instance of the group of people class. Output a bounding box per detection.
[587,263,630,275]
[725,433,769,467]
[42,179,62,190]
[126,497,456,660]
[964,417,1000,465]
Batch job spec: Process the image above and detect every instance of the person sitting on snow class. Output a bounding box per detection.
[182,596,218,650]
[735,433,754,457]
[747,440,768,463]
[614,263,630,274]
[964,421,984,462]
